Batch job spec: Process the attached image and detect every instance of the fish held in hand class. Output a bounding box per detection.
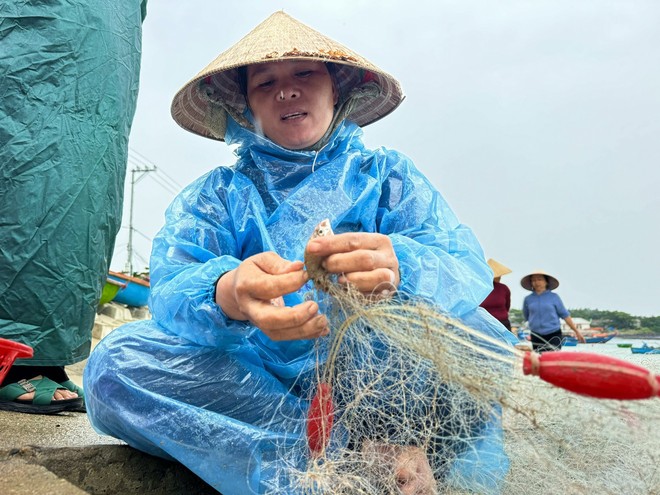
[304,219,334,292]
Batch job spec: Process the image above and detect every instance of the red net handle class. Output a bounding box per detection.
[0,338,34,383]
[523,351,660,400]
[0,338,34,360]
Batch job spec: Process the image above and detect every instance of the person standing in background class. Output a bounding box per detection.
[480,259,513,331]
[521,269,585,352]
[0,0,147,414]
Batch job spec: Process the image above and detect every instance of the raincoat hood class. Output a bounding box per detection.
[225,117,365,214]
[226,115,362,165]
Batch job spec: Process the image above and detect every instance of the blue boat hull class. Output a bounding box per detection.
[107,271,150,307]
[631,346,660,354]
[563,334,616,345]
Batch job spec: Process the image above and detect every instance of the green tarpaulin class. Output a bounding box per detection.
[0,0,147,365]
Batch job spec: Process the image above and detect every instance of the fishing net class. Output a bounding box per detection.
[263,223,660,494]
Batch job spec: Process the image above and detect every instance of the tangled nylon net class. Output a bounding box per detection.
[266,223,660,494]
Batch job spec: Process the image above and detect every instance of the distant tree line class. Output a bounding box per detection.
[509,308,660,335]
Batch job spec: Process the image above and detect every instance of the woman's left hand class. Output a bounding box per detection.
[305,232,400,297]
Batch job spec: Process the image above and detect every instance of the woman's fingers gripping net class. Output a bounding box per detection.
[217,252,329,340]
[307,231,400,296]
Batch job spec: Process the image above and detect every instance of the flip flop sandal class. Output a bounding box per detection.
[59,379,86,413]
[0,377,84,414]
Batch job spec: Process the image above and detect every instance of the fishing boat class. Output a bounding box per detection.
[561,337,578,347]
[99,278,126,306]
[630,343,660,355]
[562,333,617,345]
[107,270,150,307]
[616,343,633,348]
[589,334,616,344]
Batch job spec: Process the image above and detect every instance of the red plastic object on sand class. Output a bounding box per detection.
[0,338,34,384]
[523,351,660,400]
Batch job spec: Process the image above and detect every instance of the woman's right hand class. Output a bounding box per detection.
[215,252,329,341]
[574,329,587,343]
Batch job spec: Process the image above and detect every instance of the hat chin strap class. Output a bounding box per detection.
[304,81,381,151]
[205,96,253,141]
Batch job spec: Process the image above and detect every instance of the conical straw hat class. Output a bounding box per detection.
[487,259,512,279]
[171,11,404,141]
[520,269,560,291]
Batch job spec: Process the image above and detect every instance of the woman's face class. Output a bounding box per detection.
[530,274,548,292]
[246,60,338,149]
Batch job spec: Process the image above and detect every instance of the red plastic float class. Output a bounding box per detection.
[523,351,660,400]
[307,382,334,455]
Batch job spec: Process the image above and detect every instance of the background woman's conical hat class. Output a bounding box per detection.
[487,259,512,279]
[520,269,560,291]
[171,11,404,141]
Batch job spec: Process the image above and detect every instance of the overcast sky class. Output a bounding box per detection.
[116,0,660,317]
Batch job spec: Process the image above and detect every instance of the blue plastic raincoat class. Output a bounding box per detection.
[85,118,517,494]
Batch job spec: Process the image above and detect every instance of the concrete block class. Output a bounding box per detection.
[99,303,133,322]
[92,321,115,340]
[129,306,151,320]
[0,458,89,495]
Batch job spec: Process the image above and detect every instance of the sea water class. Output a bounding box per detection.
[563,336,660,374]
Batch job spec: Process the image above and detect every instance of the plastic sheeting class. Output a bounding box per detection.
[85,119,518,493]
[0,0,147,365]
